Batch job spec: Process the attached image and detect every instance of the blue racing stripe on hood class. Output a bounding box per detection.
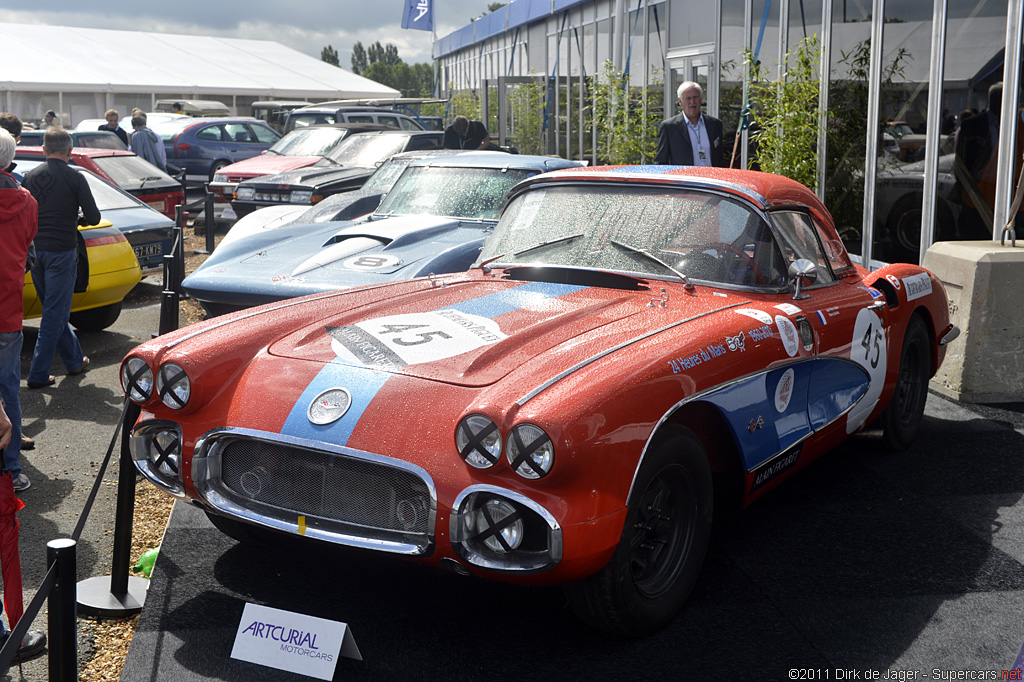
[447,281,586,318]
[280,362,391,446]
[280,280,585,444]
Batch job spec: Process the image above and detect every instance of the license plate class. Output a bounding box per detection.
[134,244,163,258]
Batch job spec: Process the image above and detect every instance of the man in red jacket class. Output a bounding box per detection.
[0,128,37,493]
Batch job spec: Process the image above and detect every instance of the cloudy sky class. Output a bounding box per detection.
[0,0,494,68]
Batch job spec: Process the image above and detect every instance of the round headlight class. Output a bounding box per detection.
[150,429,181,478]
[456,415,501,469]
[471,498,522,553]
[505,424,554,479]
[121,357,154,402]
[156,362,191,410]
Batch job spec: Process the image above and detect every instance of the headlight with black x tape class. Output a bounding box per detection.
[156,362,191,410]
[455,415,502,469]
[121,356,154,403]
[130,420,184,496]
[505,424,555,479]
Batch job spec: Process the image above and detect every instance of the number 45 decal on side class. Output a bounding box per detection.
[846,308,888,434]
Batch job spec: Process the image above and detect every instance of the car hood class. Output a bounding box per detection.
[222,155,320,179]
[264,277,735,387]
[193,213,478,277]
[244,164,374,189]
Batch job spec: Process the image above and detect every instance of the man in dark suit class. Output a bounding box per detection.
[655,82,725,167]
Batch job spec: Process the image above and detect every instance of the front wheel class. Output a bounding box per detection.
[69,302,122,332]
[880,315,931,450]
[208,160,229,182]
[565,426,713,637]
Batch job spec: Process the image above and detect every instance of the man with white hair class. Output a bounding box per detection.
[0,128,38,493]
[655,81,726,167]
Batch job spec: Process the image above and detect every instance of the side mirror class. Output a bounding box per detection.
[788,259,818,300]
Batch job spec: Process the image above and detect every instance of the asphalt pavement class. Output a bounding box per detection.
[9,276,1024,682]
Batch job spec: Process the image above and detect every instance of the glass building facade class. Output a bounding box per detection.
[434,0,1024,266]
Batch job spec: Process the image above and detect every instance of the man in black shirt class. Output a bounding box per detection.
[97,109,129,147]
[443,115,490,150]
[22,128,99,390]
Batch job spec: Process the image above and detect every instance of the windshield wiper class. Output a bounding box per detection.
[478,233,584,272]
[609,239,695,291]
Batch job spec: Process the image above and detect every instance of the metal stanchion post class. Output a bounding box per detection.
[195,184,215,255]
[77,402,147,618]
[157,254,179,336]
[47,539,77,682]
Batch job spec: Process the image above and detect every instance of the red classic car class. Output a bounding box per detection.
[15,146,184,220]
[122,166,956,636]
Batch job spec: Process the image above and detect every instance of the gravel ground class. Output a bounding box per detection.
[72,226,220,682]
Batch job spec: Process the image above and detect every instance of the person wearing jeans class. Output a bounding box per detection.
[22,128,98,406]
[0,128,37,492]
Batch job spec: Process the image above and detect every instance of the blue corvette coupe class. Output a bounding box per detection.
[182,153,583,316]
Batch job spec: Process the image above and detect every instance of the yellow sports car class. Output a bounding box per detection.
[23,220,142,332]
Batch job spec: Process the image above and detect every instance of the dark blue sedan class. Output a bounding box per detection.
[152,117,281,182]
[183,153,583,316]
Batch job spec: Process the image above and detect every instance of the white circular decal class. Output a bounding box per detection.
[775,315,800,357]
[307,388,352,425]
[774,368,795,413]
[846,308,888,434]
[736,308,774,325]
[327,309,507,371]
[342,254,402,271]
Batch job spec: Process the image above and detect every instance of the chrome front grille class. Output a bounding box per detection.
[193,428,436,555]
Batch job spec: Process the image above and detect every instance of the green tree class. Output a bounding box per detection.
[746,35,822,190]
[351,42,368,75]
[321,44,339,67]
[367,42,401,67]
[592,61,663,164]
[506,78,547,155]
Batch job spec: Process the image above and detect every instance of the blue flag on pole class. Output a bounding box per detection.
[401,0,433,31]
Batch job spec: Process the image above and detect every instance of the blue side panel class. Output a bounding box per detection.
[700,357,869,472]
[508,0,548,29]
[453,25,476,51]
[553,0,587,10]
[476,11,508,40]
[807,359,870,430]
[280,362,391,447]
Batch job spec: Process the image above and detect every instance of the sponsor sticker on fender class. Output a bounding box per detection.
[886,274,902,290]
[328,310,507,371]
[774,368,795,413]
[775,315,800,357]
[736,308,774,325]
[902,272,933,301]
[774,303,802,315]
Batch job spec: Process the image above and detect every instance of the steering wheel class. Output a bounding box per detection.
[695,242,766,285]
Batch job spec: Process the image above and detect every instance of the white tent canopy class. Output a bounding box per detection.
[0,22,400,124]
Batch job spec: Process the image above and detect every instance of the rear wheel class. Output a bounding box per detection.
[69,302,122,332]
[565,426,713,636]
[208,160,229,181]
[880,315,931,450]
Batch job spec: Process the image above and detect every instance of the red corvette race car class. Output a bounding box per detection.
[122,166,956,636]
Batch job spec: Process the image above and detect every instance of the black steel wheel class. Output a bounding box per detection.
[565,426,713,637]
[881,314,931,450]
[69,302,122,332]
